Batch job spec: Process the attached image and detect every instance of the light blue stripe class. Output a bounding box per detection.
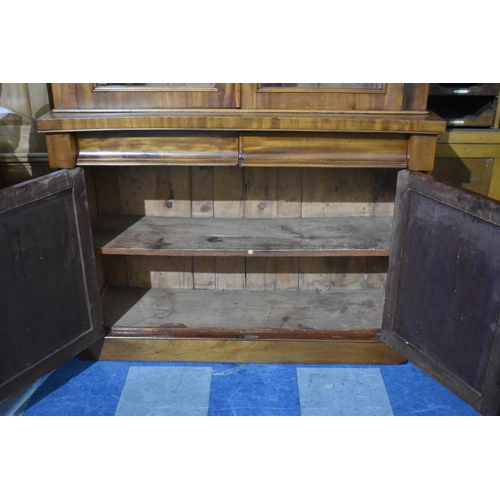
[297,367,393,416]
[115,366,212,416]
[0,380,40,416]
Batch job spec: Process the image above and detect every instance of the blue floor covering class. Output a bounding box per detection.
[0,357,481,416]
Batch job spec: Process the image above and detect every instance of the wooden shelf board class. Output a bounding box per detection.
[102,287,385,334]
[92,215,392,257]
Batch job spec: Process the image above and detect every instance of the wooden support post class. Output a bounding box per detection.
[46,133,77,169]
[407,134,437,171]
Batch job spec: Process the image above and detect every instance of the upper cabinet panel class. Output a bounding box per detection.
[50,83,429,113]
[241,83,429,112]
[260,83,384,90]
[51,83,241,110]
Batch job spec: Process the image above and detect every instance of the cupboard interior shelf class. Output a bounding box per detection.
[92,215,393,257]
[101,287,385,336]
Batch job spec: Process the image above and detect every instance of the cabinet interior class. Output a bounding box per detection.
[87,165,397,336]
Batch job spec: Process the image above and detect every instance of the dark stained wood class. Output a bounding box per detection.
[0,168,104,403]
[402,83,430,111]
[102,287,386,332]
[92,215,393,257]
[382,170,500,415]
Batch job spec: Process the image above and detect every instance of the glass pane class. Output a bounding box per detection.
[95,83,216,88]
[260,83,383,89]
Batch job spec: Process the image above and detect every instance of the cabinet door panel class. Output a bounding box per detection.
[0,168,104,403]
[52,84,240,110]
[382,171,500,415]
[241,83,428,112]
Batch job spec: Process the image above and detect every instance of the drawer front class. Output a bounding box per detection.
[77,132,239,167]
[240,133,409,168]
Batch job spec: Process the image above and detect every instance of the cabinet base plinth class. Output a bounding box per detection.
[81,336,406,364]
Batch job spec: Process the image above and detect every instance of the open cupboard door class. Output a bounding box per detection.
[0,168,104,403]
[382,170,500,415]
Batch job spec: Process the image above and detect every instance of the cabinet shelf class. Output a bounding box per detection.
[102,287,385,335]
[92,215,393,257]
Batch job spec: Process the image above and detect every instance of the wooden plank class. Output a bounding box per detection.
[193,257,216,289]
[215,257,245,290]
[276,257,300,290]
[245,257,276,290]
[299,257,367,290]
[116,166,191,216]
[243,168,278,217]
[101,287,386,331]
[126,256,193,289]
[85,337,406,364]
[92,215,393,257]
[93,167,122,214]
[438,130,500,144]
[213,166,244,218]
[277,168,302,217]
[299,257,387,291]
[191,166,214,217]
[366,257,389,289]
[103,255,129,287]
[302,169,397,217]
[436,143,500,158]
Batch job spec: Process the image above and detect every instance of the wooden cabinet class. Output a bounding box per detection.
[5,83,500,414]
[35,82,444,367]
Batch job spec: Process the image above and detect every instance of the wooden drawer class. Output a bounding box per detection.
[76,132,239,167]
[239,133,409,168]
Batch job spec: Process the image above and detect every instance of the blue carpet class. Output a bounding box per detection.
[0,358,481,416]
